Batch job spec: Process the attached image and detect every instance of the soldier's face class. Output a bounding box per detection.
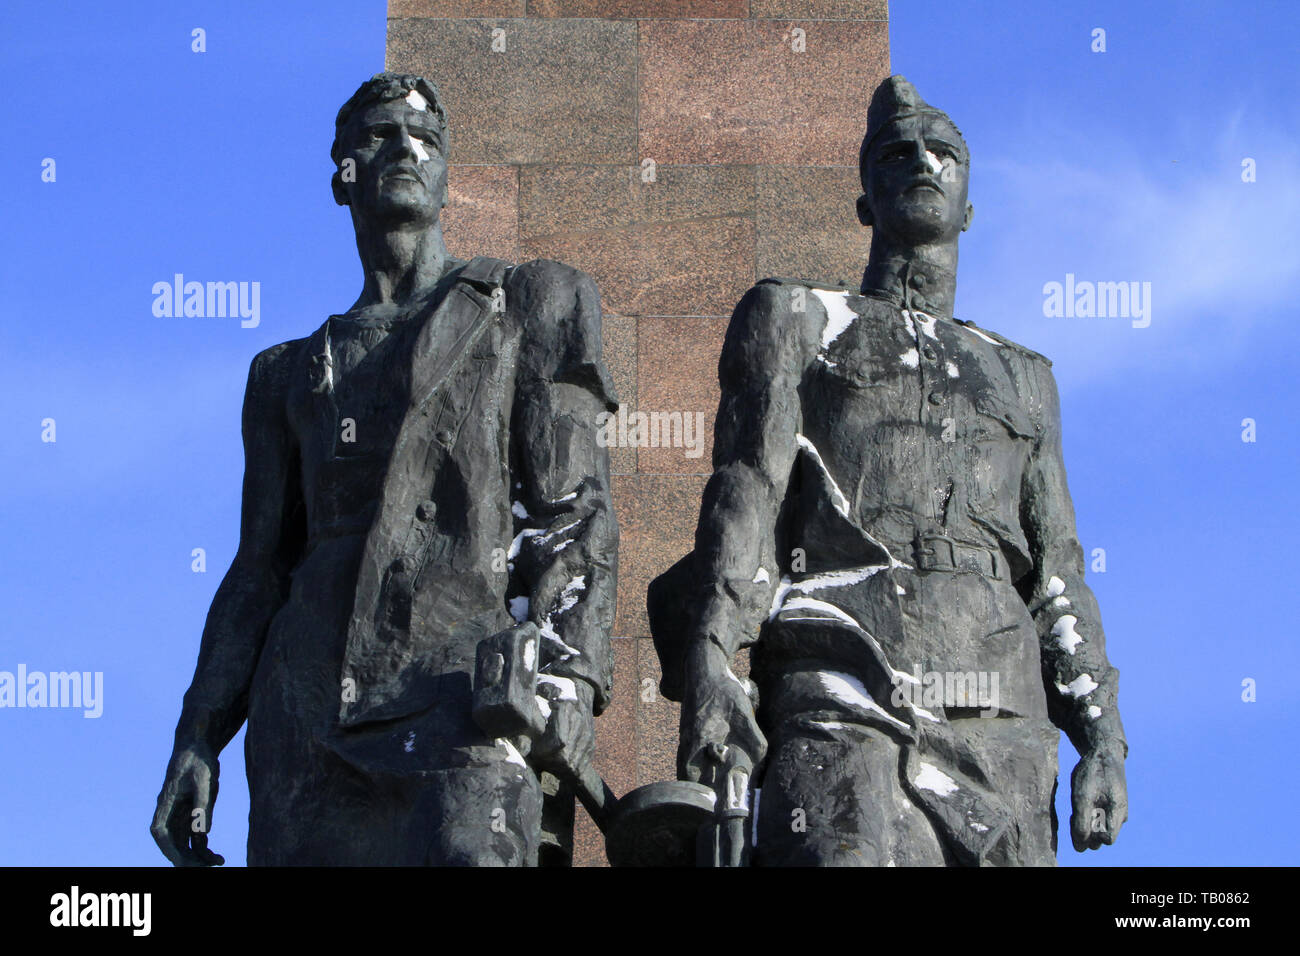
[337,92,448,227]
[864,114,970,244]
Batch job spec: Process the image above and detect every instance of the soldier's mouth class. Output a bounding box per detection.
[383,167,422,184]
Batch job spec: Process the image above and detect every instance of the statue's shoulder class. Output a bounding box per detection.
[248,336,307,387]
[505,258,601,339]
[719,277,840,376]
[954,318,1053,369]
[505,257,595,299]
[240,337,309,423]
[504,258,615,404]
[757,275,856,294]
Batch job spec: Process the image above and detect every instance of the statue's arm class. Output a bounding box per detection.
[175,343,302,753]
[509,262,619,717]
[677,282,815,783]
[1020,360,1128,849]
[1019,362,1126,757]
[691,282,812,661]
[153,342,300,864]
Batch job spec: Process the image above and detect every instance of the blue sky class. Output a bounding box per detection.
[1,0,1296,866]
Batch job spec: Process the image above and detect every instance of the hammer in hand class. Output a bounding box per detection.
[472,623,618,831]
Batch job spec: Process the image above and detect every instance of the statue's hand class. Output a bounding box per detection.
[151,741,225,867]
[1069,740,1128,851]
[532,677,596,782]
[677,640,767,787]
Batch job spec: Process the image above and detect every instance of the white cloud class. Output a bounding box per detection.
[954,115,1300,388]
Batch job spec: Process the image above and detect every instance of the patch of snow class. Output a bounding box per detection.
[1052,615,1084,655]
[538,618,582,659]
[795,434,852,516]
[913,761,959,797]
[813,289,857,349]
[537,674,579,701]
[1056,673,1099,698]
[818,671,910,732]
[554,576,587,614]
[911,704,942,723]
[809,719,851,730]
[911,311,938,341]
[768,565,894,622]
[508,527,544,560]
[781,596,862,629]
[791,566,889,592]
[496,737,528,768]
[963,325,1001,346]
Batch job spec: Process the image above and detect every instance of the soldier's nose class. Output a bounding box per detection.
[909,141,933,172]
[390,130,419,161]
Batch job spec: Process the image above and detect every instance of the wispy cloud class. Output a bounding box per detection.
[955,114,1300,387]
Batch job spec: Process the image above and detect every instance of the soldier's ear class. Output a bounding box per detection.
[856,194,874,228]
[332,169,350,207]
[962,201,974,232]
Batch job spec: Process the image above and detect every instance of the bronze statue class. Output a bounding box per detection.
[151,73,619,866]
[649,76,1128,866]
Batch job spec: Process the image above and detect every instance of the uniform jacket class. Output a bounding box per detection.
[651,275,1125,760]
[242,256,619,771]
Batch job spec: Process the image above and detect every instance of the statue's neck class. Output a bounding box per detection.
[861,236,959,319]
[348,219,449,312]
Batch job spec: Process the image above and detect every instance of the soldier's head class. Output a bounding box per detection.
[856,76,973,245]
[330,73,449,227]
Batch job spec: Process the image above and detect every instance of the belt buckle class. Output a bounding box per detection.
[915,532,957,572]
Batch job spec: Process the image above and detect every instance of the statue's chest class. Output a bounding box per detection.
[328,322,412,434]
[802,306,1033,479]
[287,318,418,467]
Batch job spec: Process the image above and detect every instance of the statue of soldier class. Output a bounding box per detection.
[151,73,619,866]
[649,76,1128,866]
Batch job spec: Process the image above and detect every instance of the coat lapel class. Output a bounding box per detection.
[338,258,509,729]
